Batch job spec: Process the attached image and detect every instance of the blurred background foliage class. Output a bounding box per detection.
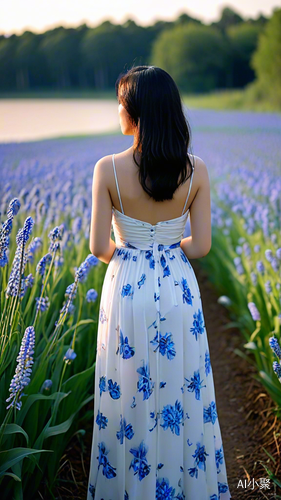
[0,6,280,109]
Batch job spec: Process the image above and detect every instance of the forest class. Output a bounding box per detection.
[0,7,270,93]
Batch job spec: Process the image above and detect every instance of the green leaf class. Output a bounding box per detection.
[0,448,53,477]
[1,471,21,481]
[1,424,29,446]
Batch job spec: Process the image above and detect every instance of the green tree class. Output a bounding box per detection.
[226,23,261,87]
[150,22,227,92]
[249,8,281,105]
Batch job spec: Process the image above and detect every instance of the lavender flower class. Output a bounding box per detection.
[36,253,52,276]
[0,199,20,267]
[48,225,64,254]
[6,217,34,298]
[265,249,273,262]
[269,336,281,360]
[276,248,281,260]
[271,257,279,272]
[273,361,281,382]
[254,245,260,253]
[265,280,272,294]
[26,237,42,264]
[41,379,53,391]
[6,326,35,410]
[35,296,50,312]
[256,261,265,275]
[250,272,258,286]
[65,282,77,299]
[248,302,261,321]
[63,348,77,363]
[86,289,98,303]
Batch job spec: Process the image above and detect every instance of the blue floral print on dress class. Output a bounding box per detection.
[97,441,117,479]
[96,409,108,430]
[116,414,134,444]
[136,360,155,400]
[205,351,211,376]
[150,331,176,360]
[181,277,193,305]
[137,273,146,288]
[129,440,151,481]
[203,401,218,424]
[99,375,107,396]
[190,309,205,340]
[160,399,184,435]
[188,441,209,478]
[184,370,206,400]
[215,447,224,474]
[116,327,135,358]
[121,283,134,298]
[108,378,121,399]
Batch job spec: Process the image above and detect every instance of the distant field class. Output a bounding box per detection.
[0,88,279,113]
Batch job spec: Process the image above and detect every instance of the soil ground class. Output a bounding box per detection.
[50,260,281,500]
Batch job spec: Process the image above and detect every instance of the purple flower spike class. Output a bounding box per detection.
[273,361,281,382]
[6,326,35,411]
[248,302,261,321]
[269,337,281,360]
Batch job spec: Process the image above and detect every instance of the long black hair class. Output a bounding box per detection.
[115,65,194,202]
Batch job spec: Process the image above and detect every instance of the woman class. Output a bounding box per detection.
[87,65,231,500]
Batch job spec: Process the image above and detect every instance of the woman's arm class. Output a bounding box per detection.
[180,157,212,259]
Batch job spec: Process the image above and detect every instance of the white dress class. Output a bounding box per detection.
[87,154,231,500]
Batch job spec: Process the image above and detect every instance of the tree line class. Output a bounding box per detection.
[0,6,279,97]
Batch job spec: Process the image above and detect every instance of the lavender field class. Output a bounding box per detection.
[0,108,281,497]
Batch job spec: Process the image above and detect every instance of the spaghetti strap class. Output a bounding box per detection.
[112,154,124,215]
[181,160,195,215]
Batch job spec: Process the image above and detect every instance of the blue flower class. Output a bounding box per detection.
[181,277,193,305]
[63,347,77,363]
[116,414,134,444]
[190,309,205,340]
[96,409,108,430]
[117,328,135,359]
[129,440,151,481]
[88,483,95,498]
[160,400,184,435]
[86,288,98,303]
[97,441,117,479]
[108,378,121,399]
[205,351,211,376]
[215,447,224,473]
[137,273,146,288]
[136,360,154,400]
[150,331,176,360]
[6,326,35,411]
[121,283,134,297]
[99,375,107,396]
[192,442,209,472]
[145,250,155,269]
[185,370,206,401]
[156,477,175,499]
[203,401,218,424]
[218,482,229,494]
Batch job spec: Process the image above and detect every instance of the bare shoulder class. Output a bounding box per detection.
[188,154,209,185]
[92,154,114,179]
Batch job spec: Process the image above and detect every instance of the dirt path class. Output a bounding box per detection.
[51,261,281,500]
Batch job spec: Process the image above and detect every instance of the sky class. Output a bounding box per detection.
[0,0,280,36]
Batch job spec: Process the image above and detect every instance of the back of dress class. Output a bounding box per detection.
[87,154,231,500]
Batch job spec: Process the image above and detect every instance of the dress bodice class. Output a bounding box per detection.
[112,207,190,251]
[111,153,194,252]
